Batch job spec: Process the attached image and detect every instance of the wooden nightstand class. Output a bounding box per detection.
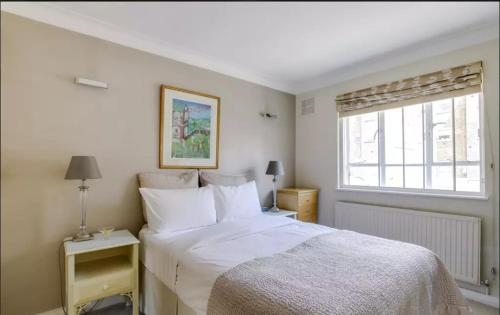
[64,230,139,315]
[263,209,298,219]
[277,188,318,223]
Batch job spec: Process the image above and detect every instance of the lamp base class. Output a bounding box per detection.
[269,205,280,212]
[72,230,94,242]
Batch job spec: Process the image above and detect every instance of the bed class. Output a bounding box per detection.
[137,171,470,315]
[139,215,470,315]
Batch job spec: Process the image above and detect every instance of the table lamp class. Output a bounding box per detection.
[65,156,102,241]
[266,160,285,212]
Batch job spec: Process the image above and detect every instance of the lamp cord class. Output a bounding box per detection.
[59,240,101,314]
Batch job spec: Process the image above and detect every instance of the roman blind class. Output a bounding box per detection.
[336,61,482,117]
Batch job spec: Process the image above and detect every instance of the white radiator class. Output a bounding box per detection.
[334,201,481,285]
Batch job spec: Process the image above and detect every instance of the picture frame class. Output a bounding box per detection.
[159,85,220,169]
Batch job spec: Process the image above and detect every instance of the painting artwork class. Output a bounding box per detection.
[160,85,220,168]
[172,99,211,159]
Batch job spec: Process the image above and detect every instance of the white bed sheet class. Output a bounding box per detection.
[139,214,332,314]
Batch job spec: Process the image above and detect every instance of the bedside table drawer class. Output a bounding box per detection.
[74,270,133,303]
[298,205,316,222]
[299,213,317,223]
[300,203,314,216]
[299,194,315,210]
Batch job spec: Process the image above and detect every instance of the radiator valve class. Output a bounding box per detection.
[481,267,497,287]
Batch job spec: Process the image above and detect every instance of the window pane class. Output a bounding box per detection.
[431,165,453,190]
[456,165,480,192]
[404,104,423,164]
[339,92,482,196]
[385,166,403,188]
[347,113,378,164]
[432,99,453,163]
[348,166,378,186]
[384,108,403,164]
[454,94,480,162]
[405,165,424,189]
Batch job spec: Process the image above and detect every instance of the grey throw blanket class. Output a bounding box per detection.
[207,230,470,315]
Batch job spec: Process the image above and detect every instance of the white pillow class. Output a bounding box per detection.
[139,187,217,233]
[208,181,262,222]
[138,170,199,222]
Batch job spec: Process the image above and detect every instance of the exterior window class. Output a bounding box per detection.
[339,93,484,196]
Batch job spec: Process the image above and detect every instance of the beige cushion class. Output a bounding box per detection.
[199,171,247,187]
[138,170,199,221]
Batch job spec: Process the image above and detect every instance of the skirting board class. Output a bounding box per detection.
[36,309,64,315]
[461,288,500,309]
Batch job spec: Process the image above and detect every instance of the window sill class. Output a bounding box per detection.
[336,187,489,201]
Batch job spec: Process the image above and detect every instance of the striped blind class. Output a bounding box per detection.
[336,61,482,117]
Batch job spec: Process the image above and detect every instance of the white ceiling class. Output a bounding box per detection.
[2,2,499,93]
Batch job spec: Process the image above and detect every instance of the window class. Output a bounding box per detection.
[339,93,484,196]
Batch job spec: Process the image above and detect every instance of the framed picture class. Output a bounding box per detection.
[159,85,220,169]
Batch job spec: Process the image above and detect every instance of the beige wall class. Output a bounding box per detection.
[0,13,295,314]
[296,40,499,296]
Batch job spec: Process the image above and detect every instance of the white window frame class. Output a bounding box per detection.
[337,93,486,198]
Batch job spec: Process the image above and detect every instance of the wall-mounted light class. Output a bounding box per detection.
[260,112,277,119]
[75,77,108,89]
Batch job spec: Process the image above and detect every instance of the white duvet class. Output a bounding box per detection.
[139,214,331,314]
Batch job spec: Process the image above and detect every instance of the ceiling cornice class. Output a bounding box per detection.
[2,2,499,95]
[292,21,500,94]
[1,2,295,93]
